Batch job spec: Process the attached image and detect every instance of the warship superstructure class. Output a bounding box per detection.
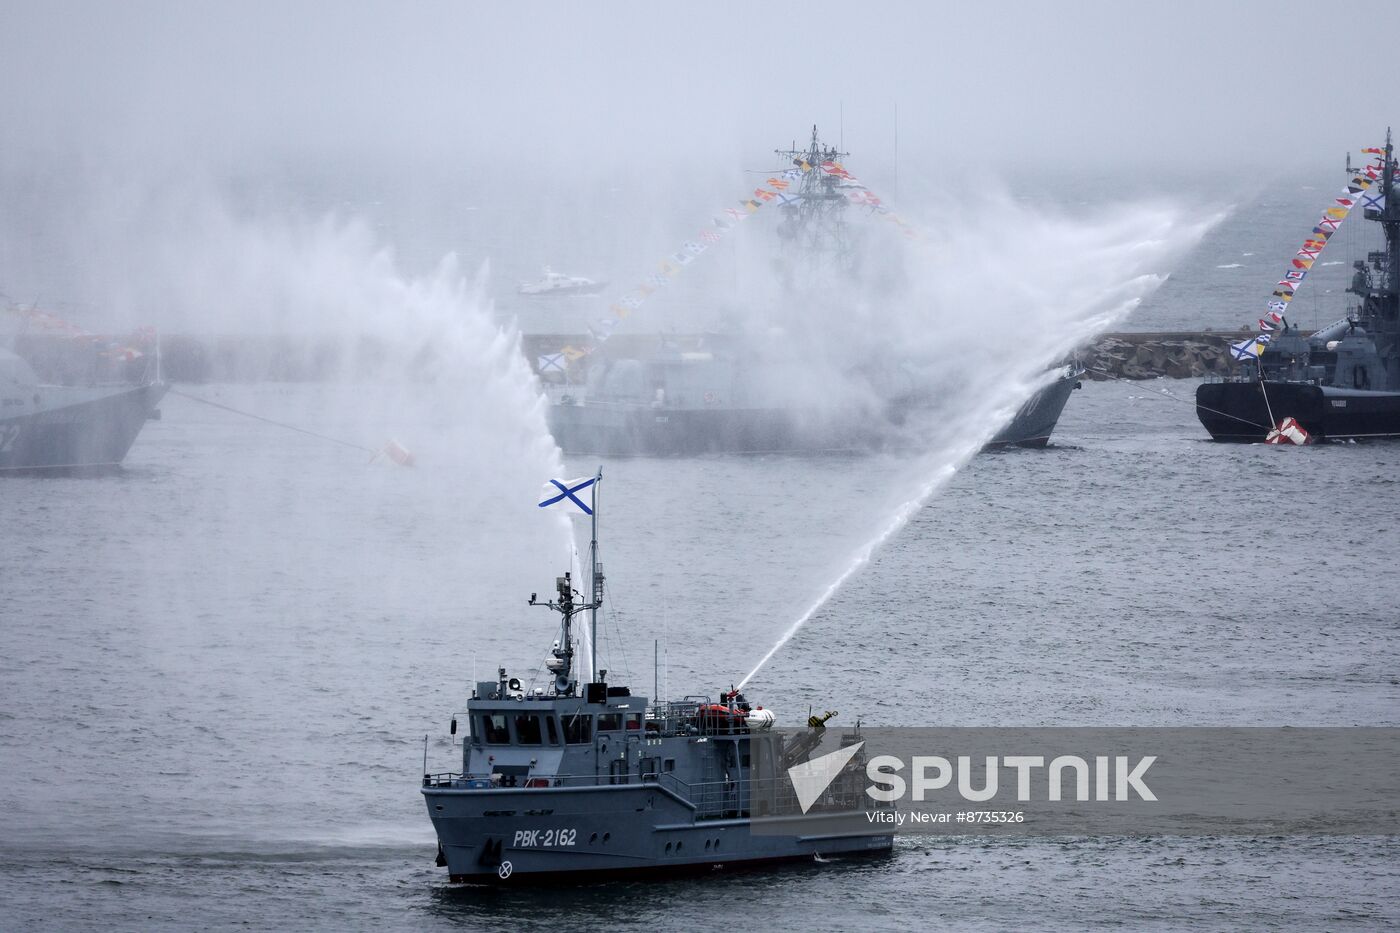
[421,472,892,883]
[1197,132,1400,441]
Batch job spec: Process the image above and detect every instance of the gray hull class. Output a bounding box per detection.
[987,370,1080,448]
[549,373,1080,456]
[424,781,892,884]
[0,382,166,472]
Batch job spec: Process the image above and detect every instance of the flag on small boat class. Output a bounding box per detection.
[537,353,566,375]
[539,476,597,515]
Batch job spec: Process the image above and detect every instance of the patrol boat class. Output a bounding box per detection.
[1197,132,1400,441]
[420,472,892,883]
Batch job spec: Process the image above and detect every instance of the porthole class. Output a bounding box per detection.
[665,842,673,853]
[589,832,598,844]
[603,832,611,843]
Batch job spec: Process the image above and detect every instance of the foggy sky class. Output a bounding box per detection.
[2,0,1395,176]
[1,0,1394,329]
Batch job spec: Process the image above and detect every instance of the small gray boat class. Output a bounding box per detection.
[421,471,892,883]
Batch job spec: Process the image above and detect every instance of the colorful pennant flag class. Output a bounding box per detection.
[550,144,916,373]
[1236,151,1384,361]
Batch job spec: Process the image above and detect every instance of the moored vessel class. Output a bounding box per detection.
[1197,132,1400,442]
[0,345,166,473]
[541,126,1082,454]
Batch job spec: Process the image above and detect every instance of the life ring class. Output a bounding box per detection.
[1354,366,1370,390]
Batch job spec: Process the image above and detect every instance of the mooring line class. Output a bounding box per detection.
[1083,367,1270,431]
[168,387,378,454]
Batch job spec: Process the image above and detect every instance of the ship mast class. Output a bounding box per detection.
[1381,129,1399,304]
[774,125,855,269]
[588,467,603,681]
[530,466,603,695]
[1358,128,1400,387]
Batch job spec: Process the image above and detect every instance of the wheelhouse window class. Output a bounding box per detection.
[513,714,543,745]
[480,713,511,744]
[563,713,592,745]
[625,713,642,731]
[597,713,623,732]
[545,716,560,745]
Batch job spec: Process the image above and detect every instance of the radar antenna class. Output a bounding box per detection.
[773,125,857,270]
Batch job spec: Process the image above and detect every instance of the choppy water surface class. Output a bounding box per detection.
[2,377,1397,930]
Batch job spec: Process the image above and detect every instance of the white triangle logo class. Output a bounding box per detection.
[787,741,864,813]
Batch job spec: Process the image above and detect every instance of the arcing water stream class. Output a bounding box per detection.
[736,193,1219,690]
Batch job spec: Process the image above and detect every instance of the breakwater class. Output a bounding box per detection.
[12,331,1261,383]
[1074,331,1245,380]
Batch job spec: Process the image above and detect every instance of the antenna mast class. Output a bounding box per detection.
[589,467,603,681]
[529,466,604,695]
[773,125,855,270]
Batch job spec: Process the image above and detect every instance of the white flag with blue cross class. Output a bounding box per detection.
[538,476,597,515]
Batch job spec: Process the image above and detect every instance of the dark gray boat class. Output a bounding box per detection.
[421,472,892,884]
[0,347,166,473]
[1197,132,1400,441]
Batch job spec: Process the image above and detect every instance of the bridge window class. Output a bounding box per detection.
[480,713,510,745]
[563,713,592,745]
[545,716,559,745]
[597,713,623,732]
[513,714,543,745]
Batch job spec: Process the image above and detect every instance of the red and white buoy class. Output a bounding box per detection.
[1265,417,1312,445]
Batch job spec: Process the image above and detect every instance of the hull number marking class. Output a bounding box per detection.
[513,828,578,847]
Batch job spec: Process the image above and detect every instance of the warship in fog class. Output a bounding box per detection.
[1197,132,1400,441]
[421,472,892,883]
[547,126,1082,455]
[0,345,165,473]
